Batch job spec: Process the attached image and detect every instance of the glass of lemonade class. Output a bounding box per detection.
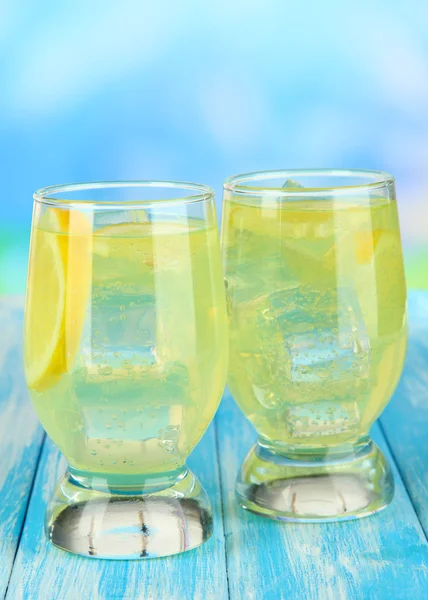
[222,170,407,522]
[24,181,228,558]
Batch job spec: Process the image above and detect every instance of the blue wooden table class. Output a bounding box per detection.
[1,293,428,600]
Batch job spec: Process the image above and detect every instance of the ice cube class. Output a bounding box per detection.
[229,292,290,410]
[95,209,149,228]
[270,286,369,377]
[260,285,370,436]
[231,285,371,438]
[277,179,305,204]
[285,400,361,439]
[282,179,304,190]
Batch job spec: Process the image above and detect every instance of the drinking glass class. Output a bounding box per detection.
[24,181,228,558]
[222,169,407,522]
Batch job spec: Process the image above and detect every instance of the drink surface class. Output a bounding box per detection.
[25,208,228,483]
[222,195,407,451]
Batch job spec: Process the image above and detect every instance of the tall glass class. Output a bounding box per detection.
[24,182,228,558]
[222,170,407,522]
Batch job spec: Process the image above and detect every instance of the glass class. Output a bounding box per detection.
[222,169,407,522]
[24,181,228,558]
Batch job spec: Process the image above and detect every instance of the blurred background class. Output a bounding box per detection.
[1,0,427,293]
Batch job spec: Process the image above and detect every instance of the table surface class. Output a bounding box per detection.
[1,293,428,600]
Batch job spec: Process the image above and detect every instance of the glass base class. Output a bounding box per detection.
[46,468,212,559]
[236,439,394,522]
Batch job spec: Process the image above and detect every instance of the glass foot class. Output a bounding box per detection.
[46,468,212,559]
[236,439,394,522]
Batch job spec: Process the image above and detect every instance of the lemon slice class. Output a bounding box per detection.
[373,230,406,335]
[355,230,383,264]
[25,208,92,391]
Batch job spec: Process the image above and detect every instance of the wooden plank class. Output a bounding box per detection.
[380,291,428,537]
[7,425,228,600]
[216,389,428,600]
[0,298,44,598]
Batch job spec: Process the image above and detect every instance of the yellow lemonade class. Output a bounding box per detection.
[222,195,407,451]
[25,206,228,483]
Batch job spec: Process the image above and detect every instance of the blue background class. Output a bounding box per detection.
[1,0,427,292]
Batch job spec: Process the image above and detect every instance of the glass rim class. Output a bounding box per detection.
[33,180,214,209]
[223,169,395,196]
